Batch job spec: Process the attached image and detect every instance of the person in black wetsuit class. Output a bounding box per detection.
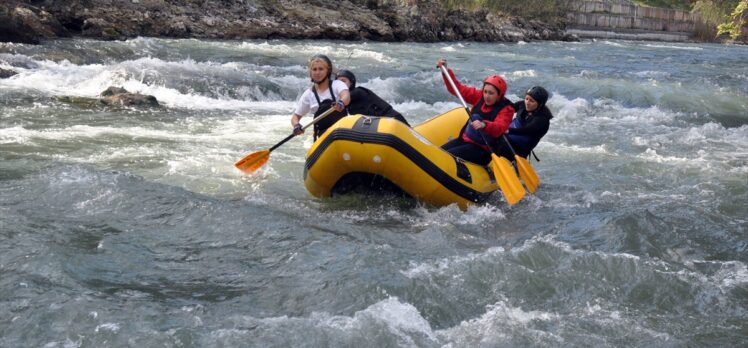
[496,86,554,160]
[336,69,410,126]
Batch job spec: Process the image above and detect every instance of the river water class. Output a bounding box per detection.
[1,38,746,347]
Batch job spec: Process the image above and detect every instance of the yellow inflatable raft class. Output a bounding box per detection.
[303,108,499,209]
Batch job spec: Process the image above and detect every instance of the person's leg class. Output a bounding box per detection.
[441,138,463,151]
[494,141,514,161]
[445,142,491,165]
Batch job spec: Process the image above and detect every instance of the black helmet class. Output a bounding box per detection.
[309,54,333,83]
[337,69,356,89]
[525,86,549,107]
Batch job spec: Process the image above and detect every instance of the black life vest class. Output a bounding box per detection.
[506,103,553,157]
[348,87,409,126]
[312,85,348,140]
[463,97,511,146]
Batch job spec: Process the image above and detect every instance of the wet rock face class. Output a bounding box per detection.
[56,87,160,108]
[0,68,18,78]
[100,93,159,107]
[0,0,575,44]
[0,2,68,44]
[99,87,160,107]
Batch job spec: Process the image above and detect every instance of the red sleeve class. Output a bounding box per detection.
[442,68,482,106]
[484,104,515,137]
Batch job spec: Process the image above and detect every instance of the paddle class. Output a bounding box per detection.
[439,65,525,205]
[234,107,336,174]
[500,134,540,193]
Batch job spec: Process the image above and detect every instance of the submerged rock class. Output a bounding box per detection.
[100,93,159,107]
[0,68,18,78]
[100,86,129,97]
[99,87,159,107]
[55,87,160,108]
[53,96,102,108]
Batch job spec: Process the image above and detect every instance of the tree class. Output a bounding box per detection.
[718,0,747,39]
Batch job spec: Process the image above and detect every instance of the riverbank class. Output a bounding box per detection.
[0,0,575,45]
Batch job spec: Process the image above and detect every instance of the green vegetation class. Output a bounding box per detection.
[717,0,747,39]
[636,0,746,41]
[692,0,746,41]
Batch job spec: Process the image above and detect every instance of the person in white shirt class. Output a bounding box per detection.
[290,54,351,140]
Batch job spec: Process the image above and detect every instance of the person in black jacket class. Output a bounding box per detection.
[336,70,410,126]
[496,86,553,159]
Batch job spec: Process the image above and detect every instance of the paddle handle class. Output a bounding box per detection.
[269,107,336,152]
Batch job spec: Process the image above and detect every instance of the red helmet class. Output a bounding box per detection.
[483,75,507,96]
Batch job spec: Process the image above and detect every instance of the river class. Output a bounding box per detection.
[1,38,747,347]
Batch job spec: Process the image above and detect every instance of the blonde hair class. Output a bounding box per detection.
[308,54,334,81]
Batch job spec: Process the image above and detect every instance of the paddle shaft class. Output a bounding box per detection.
[269,107,336,152]
[439,65,498,149]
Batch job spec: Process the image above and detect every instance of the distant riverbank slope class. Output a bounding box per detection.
[0,0,575,44]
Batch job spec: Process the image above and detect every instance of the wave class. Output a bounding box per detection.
[238,41,397,63]
[206,297,438,347]
[644,43,703,51]
[0,55,312,109]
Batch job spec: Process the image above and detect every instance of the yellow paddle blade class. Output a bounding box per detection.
[515,156,540,193]
[491,154,525,205]
[234,150,270,174]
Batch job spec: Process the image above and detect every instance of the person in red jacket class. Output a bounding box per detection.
[436,58,515,165]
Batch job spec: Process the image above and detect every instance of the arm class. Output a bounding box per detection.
[441,68,482,106]
[507,116,550,137]
[291,113,304,135]
[332,79,350,111]
[339,89,350,106]
[483,104,515,137]
[436,59,482,106]
[291,89,312,134]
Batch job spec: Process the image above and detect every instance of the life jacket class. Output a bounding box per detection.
[506,103,552,157]
[348,87,409,126]
[463,97,511,147]
[506,117,534,150]
[312,85,348,140]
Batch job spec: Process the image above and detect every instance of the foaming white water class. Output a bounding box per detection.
[634,70,671,78]
[601,40,627,47]
[213,297,438,346]
[437,300,561,347]
[546,93,590,123]
[644,43,703,51]
[409,204,507,228]
[3,59,111,96]
[543,142,612,155]
[402,235,645,279]
[508,69,537,78]
[0,123,247,144]
[1,55,308,110]
[394,101,462,120]
[238,41,396,63]
[401,246,506,278]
